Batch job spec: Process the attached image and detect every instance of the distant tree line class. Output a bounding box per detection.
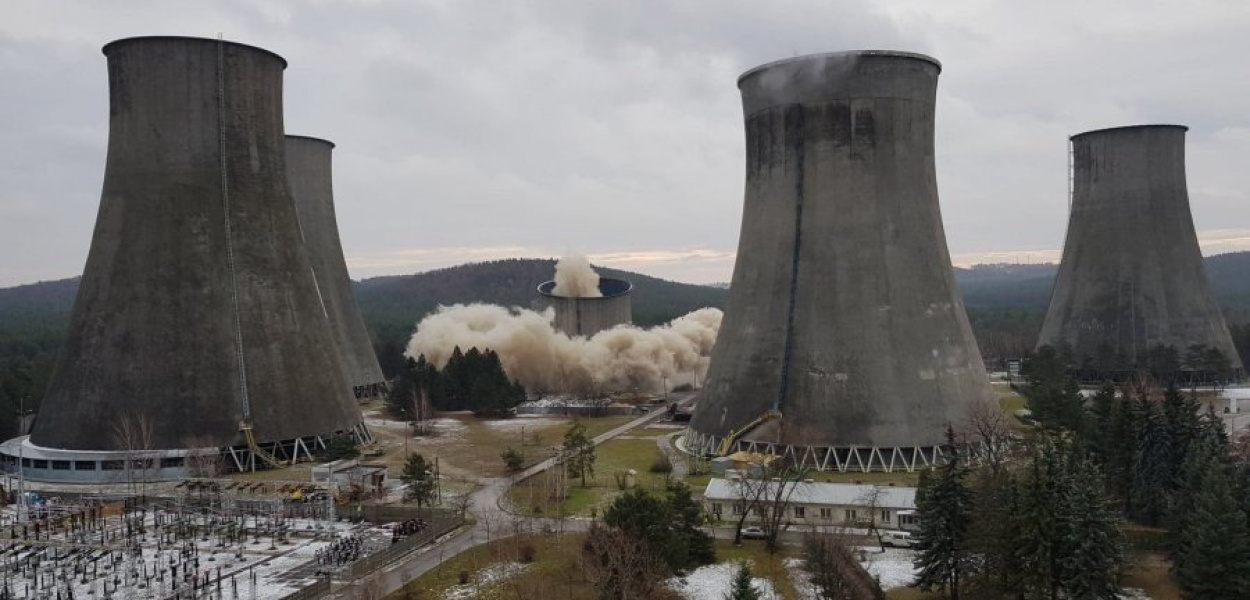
[386,347,526,418]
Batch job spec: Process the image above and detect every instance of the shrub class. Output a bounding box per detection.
[649,453,673,474]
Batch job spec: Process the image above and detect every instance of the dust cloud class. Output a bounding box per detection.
[405,304,722,396]
[551,255,603,298]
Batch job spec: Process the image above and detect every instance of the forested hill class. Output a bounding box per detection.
[353,258,729,355]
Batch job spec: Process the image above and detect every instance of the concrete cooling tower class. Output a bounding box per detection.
[687,51,993,473]
[286,135,387,400]
[2,37,367,482]
[1037,125,1240,375]
[535,278,633,337]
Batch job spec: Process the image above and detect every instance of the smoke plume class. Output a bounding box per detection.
[551,255,603,298]
[405,304,722,396]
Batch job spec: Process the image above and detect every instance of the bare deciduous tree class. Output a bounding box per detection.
[803,527,885,600]
[111,411,154,495]
[582,523,668,600]
[960,397,1015,476]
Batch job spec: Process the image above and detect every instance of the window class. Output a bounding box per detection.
[75,461,97,471]
[899,513,920,528]
[21,458,31,468]
[160,457,185,468]
[711,503,723,517]
[32,459,48,469]
[754,505,766,516]
[880,510,891,523]
[101,460,124,471]
[132,459,153,470]
[845,509,858,522]
[733,504,745,515]
[819,507,832,520]
[793,506,806,518]
[51,460,71,470]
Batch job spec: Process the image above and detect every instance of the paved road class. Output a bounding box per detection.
[656,431,689,479]
[329,393,697,598]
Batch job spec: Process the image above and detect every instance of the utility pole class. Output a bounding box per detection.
[16,396,27,523]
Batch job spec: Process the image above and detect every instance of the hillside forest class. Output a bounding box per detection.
[6,255,1250,438]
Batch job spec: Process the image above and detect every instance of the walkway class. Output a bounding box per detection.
[328,392,697,598]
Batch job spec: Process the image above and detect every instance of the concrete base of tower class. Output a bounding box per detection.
[683,428,947,473]
[0,422,372,484]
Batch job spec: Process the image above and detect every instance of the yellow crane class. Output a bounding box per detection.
[715,409,781,456]
[239,421,288,469]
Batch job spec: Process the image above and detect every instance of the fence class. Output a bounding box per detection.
[271,510,465,600]
[343,512,464,580]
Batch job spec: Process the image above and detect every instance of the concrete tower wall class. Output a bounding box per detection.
[286,135,386,397]
[535,279,632,337]
[30,37,363,451]
[1037,125,1239,366]
[689,51,992,457]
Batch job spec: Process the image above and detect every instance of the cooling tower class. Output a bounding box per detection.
[535,278,633,337]
[687,51,993,472]
[1037,125,1240,373]
[10,37,366,481]
[286,135,387,400]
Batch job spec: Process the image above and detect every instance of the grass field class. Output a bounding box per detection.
[505,433,677,516]
[386,533,808,600]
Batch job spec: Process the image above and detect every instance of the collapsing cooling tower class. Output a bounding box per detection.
[687,51,993,472]
[286,135,387,399]
[1037,125,1240,372]
[535,279,633,337]
[22,37,365,477]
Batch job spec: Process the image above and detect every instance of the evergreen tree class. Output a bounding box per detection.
[666,482,716,568]
[913,428,973,600]
[965,471,1024,599]
[1061,457,1123,600]
[1016,438,1068,600]
[1175,467,1250,600]
[725,563,760,600]
[1130,395,1171,525]
[400,453,437,508]
[563,420,596,486]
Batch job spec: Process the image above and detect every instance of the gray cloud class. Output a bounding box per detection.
[1,1,1248,287]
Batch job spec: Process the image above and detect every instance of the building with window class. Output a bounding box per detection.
[702,477,919,531]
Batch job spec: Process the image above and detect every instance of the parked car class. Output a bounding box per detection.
[740,526,767,540]
[881,530,914,548]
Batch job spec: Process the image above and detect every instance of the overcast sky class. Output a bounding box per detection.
[2,0,1249,287]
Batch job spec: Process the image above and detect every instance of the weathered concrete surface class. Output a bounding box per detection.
[690,51,992,450]
[286,135,386,393]
[1038,125,1239,365]
[535,278,632,337]
[31,37,362,451]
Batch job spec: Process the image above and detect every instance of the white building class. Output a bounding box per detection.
[702,477,919,531]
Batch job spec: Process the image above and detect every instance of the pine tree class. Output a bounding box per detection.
[400,452,437,508]
[725,563,760,600]
[563,420,595,486]
[1175,466,1250,600]
[1131,396,1170,525]
[913,427,973,600]
[1016,440,1065,600]
[1060,457,1123,600]
[666,482,716,569]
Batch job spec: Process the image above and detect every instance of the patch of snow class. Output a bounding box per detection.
[855,546,917,590]
[667,562,778,600]
[1118,588,1151,600]
[784,558,821,600]
[521,395,612,408]
[481,417,564,431]
[443,561,529,599]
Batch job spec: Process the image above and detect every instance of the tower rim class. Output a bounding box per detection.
[102,36,288,69]
[738,50,941,87]
[286,134,337,149]
[1070,124,1188,141]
